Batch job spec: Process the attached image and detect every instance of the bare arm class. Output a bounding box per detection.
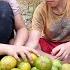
[26,30,41,49]
[25,30,55,60]
[14,14,28,46]
[0,44,12,55]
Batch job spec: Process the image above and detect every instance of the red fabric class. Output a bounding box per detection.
[39,38,64,54]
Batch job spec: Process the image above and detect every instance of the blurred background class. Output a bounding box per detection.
[17,0,41,29]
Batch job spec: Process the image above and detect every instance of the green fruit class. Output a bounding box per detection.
[51,66,58,70]
[0,61,2,70]
[31,67,39,70]
[17,59,28,67]
[18,62,31,70]
[31,53,38,65]
[11,68,21,70]
[1,56,17,70]
[62,64,70,70]
[53,60,62,70]
[35,56,52,70]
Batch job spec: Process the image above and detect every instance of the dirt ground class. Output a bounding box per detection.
[17,0,41,29]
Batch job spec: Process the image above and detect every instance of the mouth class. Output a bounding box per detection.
[47,1,54,3]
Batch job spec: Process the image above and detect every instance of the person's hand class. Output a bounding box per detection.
[36,48,55,60]
[51,42,70,61]
[6,46,39,63]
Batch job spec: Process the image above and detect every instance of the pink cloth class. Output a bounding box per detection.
[3,0,20,15]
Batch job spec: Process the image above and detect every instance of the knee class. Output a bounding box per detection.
[0,1,14,19]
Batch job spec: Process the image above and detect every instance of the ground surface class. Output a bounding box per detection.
[17,0,41,29]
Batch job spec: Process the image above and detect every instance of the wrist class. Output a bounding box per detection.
[26,44,38,49]
[4,46,11,54]
[65,42,70,46]
[0,44,10,55]
[26,46,37,49]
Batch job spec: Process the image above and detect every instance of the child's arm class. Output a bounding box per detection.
[25,30,55,60]
[0,44,39,62]
[26,30,41,49]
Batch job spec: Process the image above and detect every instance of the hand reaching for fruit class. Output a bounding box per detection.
[0,55,70,70]
[5,45,39,63]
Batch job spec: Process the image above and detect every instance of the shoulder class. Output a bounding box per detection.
[35,2,47,13]
[4,0,19,7]
[66,0,70,18]
[5,0,20,15]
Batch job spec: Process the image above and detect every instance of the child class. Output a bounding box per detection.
[26,0,70,63]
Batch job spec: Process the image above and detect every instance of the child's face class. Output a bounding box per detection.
[44,0,60,7]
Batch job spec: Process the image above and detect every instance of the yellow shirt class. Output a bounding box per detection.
[32,0,70,42]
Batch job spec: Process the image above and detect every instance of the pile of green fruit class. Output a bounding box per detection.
[0,53,70,70]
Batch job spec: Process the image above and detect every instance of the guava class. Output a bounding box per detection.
[52,60,62,70]
[11,68,21,70]
[18,62,31,70]
[34,56,52,70]
[31,67,39,70]
[1,56,17,70]
[62,64,70,70]
[51,66,58,70]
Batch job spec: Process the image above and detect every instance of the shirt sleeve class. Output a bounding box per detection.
[32,4,44,32]
[7,0,20,16]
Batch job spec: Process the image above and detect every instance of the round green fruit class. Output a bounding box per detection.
[1,56,17,70]
[62,64,70,70]
[51,66,58,70]
[31,53,38,66]
[18,62,31,70]
[53,60,62,70]
[17,58,28,67]
[35,56,52,70]
[31,67,39,70]
[11,68,21,70]
[0,61,2,70]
